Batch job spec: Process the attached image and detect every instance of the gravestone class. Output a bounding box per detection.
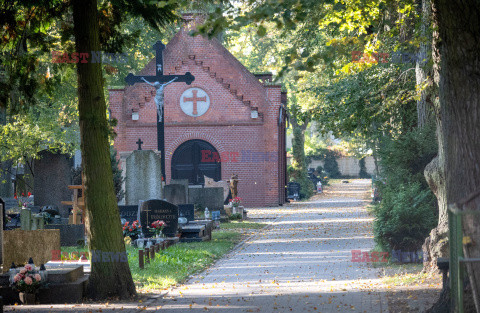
[34,151,73,217]
[3,229,60,273]
[287,182,301,200]
[118,205,140,223]
[140,200,178,237]
[44,224,85,246]
[204,176,230,203]
[188,187,224,211]
[170,179,189,199]
[125,150,163,205]
[164,184,187,205]
[178,204,195,222]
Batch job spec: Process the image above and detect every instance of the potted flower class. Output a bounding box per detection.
[229,197,242,208]
[14,192,32,209]
[229,197,242,214]
[12,264,42,304]
[122,220,142,241]
[149,220,166,238]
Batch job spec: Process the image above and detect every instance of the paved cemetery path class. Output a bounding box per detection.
[149,179,387,313]
[5,179,388,313]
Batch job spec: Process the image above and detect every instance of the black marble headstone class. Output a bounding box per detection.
[178,204,195,222]
[140,200,178,237]
[118,205,139,223]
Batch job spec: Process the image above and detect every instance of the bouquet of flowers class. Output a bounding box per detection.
[12,264,42,294]
[149,220,166,237]
[14,192,32,209]
[229,197,242,207]
[122,220,142,240]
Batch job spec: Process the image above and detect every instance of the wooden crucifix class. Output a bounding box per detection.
[125,41,195,181]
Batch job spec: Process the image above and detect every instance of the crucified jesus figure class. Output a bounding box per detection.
[141,77,178,122]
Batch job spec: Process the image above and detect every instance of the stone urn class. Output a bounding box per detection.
[19,292,36,305]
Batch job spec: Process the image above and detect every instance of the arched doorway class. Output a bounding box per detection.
[171,140,221,185]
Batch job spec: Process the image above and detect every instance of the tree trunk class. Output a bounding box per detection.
[290,116,312,198]
[415,0,433,128]
[0,107,13,198]
[72,0,136,299]
[428,0,480,308]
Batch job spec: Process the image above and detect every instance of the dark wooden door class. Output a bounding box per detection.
[171,140,221,185]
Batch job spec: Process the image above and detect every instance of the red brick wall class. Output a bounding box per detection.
[110,16,285,207]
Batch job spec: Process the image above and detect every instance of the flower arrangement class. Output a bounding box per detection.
[149,220,166,237]
[122,220,142,239]
[229,197,242,207]
[12,264,42,294]
[14,192,32,209]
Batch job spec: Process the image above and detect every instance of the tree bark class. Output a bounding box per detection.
[290,115,312,198]
[72,0,136,299]
[0,107,13,198]
[415,0,433,128]
[428,0,480,307]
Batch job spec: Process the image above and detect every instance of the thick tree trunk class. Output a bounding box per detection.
[72,0,136,299]
[423,155,448,271]
[428,0,480,309]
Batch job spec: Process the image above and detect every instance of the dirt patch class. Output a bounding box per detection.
[380,264,443,312]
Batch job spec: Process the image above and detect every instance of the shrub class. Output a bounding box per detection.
[374,182,437,250]
[373,123,438,251]
[71,146,125,202]
[323,151,341,178]
[315,165,329,185]
[358,158,370,178]
[290,127,313,199]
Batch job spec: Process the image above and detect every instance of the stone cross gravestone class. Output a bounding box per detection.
[118,205,140,223]
[140,200,178,237]
[125,150,163,205]
[178,204,195,222]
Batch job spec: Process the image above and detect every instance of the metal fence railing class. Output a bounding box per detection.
[448,197,480,313]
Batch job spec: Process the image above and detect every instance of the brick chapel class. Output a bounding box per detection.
[110,15,287,207]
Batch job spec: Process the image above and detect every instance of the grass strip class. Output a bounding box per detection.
[60,223,265,292]
[128,230,242,292]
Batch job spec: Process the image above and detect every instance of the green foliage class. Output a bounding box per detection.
[220,221,266,229]
[315,165,329,185]
[290,127,313,199]
[0,102,79,165]
[71,146,125,202]
[228,213,243,220]
[373,123,438,251]
[128,231,241,291]
[374,182,437,251]
[378,123,437,186]
[359,158,369,178]
[323,151,341,178]
[110,147,125,203]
